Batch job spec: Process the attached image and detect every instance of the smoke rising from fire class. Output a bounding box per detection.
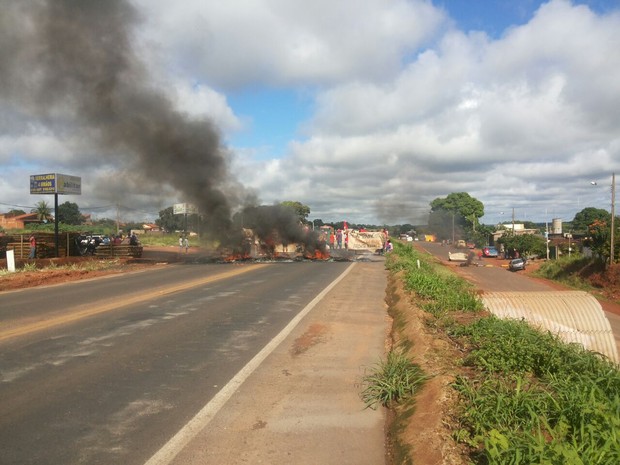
[232,204,327,256]
[0,0,243,237]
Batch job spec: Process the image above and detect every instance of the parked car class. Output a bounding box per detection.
[482,246,499,258]
[509,258,526,271]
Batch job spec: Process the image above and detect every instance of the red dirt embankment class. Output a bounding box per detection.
[0,246,190,292]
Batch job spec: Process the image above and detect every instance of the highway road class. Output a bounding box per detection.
[0,261,352,465]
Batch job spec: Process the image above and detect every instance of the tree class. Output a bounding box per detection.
[31,200,52,222]
[430,193,484,231]
[91,217,119,235]
[7,209,26,217]
[156,206,186,232]
[468,224,494,248]
[57,201,83,225]
[280,201,311,223]
[572,207,611,233]
[585,218,620,263]
[497,233,547,259]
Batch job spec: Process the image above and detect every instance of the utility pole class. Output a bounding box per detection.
[54,193,59,257]
[545,209,550,261]
[451,213,455,244]
[116,203,120,235]
[611,173,616,265]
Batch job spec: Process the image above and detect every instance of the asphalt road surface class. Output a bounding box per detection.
[0,261,352,465]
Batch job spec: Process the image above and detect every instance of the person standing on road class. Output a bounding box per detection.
[179,235,184,253]
[28,234,36,259]
[183,236,190,253]
[384,239,393,253]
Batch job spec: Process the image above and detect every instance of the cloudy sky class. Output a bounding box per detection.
[1,0,619,227]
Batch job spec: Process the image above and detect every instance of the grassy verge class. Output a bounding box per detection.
[0,258,125,277]
[138,233,219,249]
[534,255,603,290]
[384,242,620,465]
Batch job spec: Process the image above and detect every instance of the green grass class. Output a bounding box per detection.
[386,241,620,464]
[138,234,182,247]
[0,259,124,276]
[360,348,427,410]
[138,233,219,248]
[387,242,484,316]
[534,255,603,290]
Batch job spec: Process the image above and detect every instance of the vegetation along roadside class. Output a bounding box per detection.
[362,241,620,465]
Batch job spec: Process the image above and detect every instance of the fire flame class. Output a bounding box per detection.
[304,248,330,260]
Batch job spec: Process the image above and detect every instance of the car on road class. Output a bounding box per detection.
[508,258,526,271]
[482,246,499,258]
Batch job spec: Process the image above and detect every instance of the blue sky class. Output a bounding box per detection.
[1,0,620,226]
[226,87,313,159]
[227,0,619,163]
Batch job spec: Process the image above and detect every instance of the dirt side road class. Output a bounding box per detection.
[417,241,620,360]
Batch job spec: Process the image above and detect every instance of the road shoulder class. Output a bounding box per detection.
[164,259,389,465]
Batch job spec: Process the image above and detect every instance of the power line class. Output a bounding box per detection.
[0,201,37,209]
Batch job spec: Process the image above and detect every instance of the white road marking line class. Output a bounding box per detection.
[143,263,356,465]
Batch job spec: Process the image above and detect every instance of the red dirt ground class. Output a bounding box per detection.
[0,247,192,292]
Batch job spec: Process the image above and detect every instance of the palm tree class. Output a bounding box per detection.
[32,200,52,223]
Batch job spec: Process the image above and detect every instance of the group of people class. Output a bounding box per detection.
[27,232,142,259]
[328,229,348,249]
[99,234,125,246]
[326,227,393,253]
[179,235,190,253]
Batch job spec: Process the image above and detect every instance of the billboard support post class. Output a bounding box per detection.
[54,193,59,257]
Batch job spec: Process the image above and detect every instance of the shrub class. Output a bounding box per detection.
[360,348,426,409]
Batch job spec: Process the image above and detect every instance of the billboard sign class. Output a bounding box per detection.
[56,173,81,195]
[30,173,81,195]
[173,203,198,215]
[30,173,56,194]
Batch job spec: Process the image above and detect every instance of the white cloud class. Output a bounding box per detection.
[2,0,619,227]
[134,0,445,87]
[171,83,242,132]
[260,0,620,224]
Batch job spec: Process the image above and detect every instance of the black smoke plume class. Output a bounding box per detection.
[0,0,242,238]
[230,204,327,257]
[0,0,323,251]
